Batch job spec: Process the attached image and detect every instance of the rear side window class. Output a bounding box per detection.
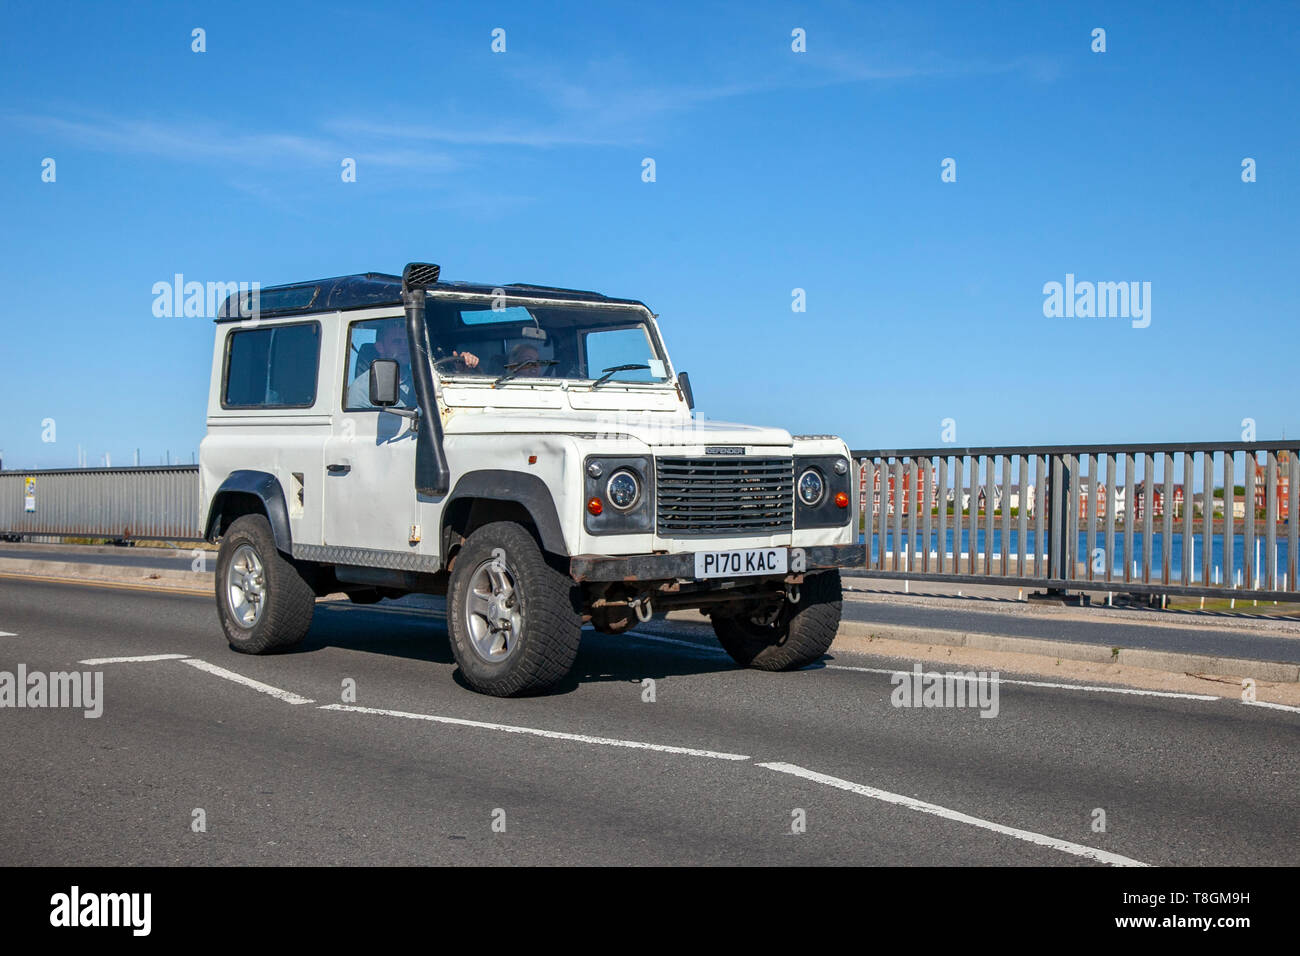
[223,322,320,408]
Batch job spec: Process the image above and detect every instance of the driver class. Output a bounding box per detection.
[348,319,479,409]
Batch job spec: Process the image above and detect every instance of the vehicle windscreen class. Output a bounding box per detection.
[425,296,670,386]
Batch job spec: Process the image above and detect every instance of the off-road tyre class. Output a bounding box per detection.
[711,569,842,671]
[447,522,582,696]
[215,514,315,654]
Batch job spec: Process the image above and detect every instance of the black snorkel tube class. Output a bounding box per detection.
[402,262,451,497]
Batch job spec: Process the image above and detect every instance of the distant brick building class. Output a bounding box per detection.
[861,467,927,517]
[1131,481,1165,520]
[1252,450,1291,519]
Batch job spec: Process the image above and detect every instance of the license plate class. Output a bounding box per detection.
[694,547,788,579]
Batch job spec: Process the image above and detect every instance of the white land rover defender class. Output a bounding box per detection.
[200,263,863,696]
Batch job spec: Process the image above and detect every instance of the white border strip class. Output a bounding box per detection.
[624,630,728,655]
[320,703,750,760]
[180,658,315,705]
[79,653,191,665]
[1243,699,1300,713]
[757,761,1148,866]
[628,630,1293,708]
[827,664,1221,701]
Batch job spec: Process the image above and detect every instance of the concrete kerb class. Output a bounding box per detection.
[0,557,213,594]
[835,619,1300,684]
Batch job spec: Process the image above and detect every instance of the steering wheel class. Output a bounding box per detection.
[432,354,472,372]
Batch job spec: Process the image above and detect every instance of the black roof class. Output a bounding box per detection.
[216,272,647,322]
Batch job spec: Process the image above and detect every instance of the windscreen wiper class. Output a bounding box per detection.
[493,360,559,387]
[590,364,650,388]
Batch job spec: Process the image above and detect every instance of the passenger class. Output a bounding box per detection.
[505,342,545,377]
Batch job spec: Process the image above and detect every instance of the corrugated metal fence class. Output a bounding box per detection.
[0,466,201,541]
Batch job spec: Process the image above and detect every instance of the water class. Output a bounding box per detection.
[860,528,1293,586]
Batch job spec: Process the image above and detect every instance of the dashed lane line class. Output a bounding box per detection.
[179,658,315,705]
[72,654,314,705]
[319,703,751,760]
[757,761,1149,867]
[79,653,191,665]
[55,648,1161,863]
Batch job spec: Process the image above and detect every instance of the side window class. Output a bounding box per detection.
[343,317,412,410]
[223,322,320,408]
[582,326,665,382]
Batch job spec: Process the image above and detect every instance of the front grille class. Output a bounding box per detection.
[655,457,794,536]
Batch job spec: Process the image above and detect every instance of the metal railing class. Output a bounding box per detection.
[853,442,1299,602]
[4,444,1298,604]
[0,466,202,542]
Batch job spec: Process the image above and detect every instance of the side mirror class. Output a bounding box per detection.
[677,371,695,410]
[369,359,401,407]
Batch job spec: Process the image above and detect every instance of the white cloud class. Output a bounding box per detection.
[5,112,459,172]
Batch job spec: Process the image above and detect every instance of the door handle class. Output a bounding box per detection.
[327,463,351,474]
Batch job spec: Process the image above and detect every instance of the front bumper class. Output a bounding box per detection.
[569,544,865,583]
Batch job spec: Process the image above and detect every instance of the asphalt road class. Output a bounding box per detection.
[1,577,1297,866]
[8,544,1300,664]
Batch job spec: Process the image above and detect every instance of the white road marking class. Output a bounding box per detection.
[827,664,1221,701]
[180,658,315,705]
[0,631,15,637]
[1243,699,1300,714]
[623,630,728,654]
[628,631,1224,702]
[757,761,1148,867]
[321,703,751,760]
[79,653,191,665]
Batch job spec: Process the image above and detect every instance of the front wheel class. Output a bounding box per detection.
[447,522,582,696]
[711,569,842,671]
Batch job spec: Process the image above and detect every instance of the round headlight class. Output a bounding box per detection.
[606,470,641,511]
[798,468,825,506]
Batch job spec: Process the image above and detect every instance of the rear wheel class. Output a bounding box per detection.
[711,569,842,671]
[447,522,582,696]
[216,514,315,654]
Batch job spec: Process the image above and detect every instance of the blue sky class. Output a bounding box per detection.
[1,0,1297,469]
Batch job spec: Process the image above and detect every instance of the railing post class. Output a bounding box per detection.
[967,456,978,575]
[860,458,874,568]
[921,456,933,573]
[937,455,949,574]
[1048,453,1066,590]
[1289,449,1298,594]
[1222,452,1234,590]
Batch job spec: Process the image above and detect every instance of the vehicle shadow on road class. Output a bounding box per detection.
[289,601,456,664]
[289,602,744,692]
[549,629,746,693]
